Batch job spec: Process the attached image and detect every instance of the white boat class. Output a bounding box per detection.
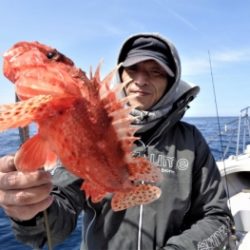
[216,107,250,249]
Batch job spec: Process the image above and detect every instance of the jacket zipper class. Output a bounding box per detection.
[137,204,144,250]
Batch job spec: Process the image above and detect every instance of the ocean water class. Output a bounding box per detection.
[0,116,249,249]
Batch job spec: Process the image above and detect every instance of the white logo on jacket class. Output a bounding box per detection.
[133,150,189,174]
[133,140,189,173]
[149,153,189,173]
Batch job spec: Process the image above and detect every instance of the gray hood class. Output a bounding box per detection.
[117,33,200,132]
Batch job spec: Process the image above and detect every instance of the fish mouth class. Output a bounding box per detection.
[3,47,24,61]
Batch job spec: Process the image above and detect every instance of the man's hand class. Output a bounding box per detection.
[0,155,53,221]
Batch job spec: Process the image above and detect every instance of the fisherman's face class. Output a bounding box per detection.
[122,60,168,110]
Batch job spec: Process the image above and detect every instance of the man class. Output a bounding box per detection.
[0,33,235,249]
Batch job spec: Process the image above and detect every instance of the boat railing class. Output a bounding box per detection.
[222,106,250,159]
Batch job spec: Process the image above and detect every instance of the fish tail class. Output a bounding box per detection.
[111,157,163,211]
[127,157,163,183]
[111,184,161,211]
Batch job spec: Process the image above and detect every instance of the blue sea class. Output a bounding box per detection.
[0,116,248,249]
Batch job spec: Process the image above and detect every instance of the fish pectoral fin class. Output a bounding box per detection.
[111,184,161,211]
[0,95,53,132]
[0,102,33,132]
[81,181,108,203]
[14,134,56,171]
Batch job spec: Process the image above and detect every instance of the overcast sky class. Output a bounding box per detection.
[1,0,250,116]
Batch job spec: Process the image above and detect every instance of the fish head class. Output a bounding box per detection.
[3,41,74,83]
[3,41,88,99]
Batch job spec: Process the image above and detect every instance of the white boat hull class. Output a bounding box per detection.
[217,149,250,248]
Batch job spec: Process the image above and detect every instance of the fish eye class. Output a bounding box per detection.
[46,51,56,59]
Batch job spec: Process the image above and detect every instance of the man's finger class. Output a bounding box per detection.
[0,155,16,173]
[0,183,53,205]
[2,196,54,221]
[0,170,52,190]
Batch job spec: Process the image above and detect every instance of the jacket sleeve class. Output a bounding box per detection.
[164,128,236,250]
[11,166,85,249]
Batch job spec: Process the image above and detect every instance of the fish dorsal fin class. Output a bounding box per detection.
[99,64,119,100]
[14,134,57,171]
[98,68,140,161]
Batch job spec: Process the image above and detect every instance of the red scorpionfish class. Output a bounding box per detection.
[0,41,162,211]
